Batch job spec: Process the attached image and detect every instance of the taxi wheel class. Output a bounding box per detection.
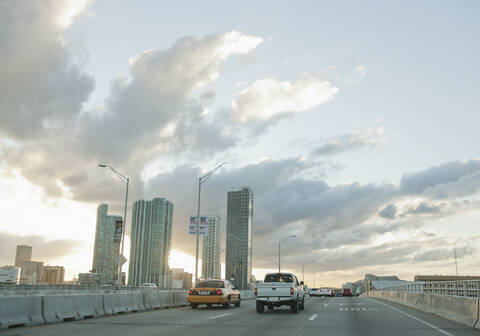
[207,304,212,309]
[223,296,230,309]
[191,303,198,309]
[234,296,241,307]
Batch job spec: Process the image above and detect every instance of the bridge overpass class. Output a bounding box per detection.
[1,281,480,335]
[0,295,478,336]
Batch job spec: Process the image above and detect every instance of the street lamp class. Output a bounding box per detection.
[302,260,315,283]
[278,235,296,273]
[194,163,227,285]
[98,164,129,286]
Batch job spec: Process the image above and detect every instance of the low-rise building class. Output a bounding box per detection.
[78,272,101,286]
[41,266,65,284]
[18,261,43,284]
[0,266,21,284]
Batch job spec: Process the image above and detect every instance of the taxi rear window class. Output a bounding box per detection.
[196,281,225,288]
[264,274,294,282]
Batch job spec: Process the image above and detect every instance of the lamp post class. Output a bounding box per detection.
[98,164,129,287]
[278,235,296,273]
[194,163,227,285]
[302,260,315,283]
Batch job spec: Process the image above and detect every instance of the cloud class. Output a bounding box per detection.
[379,204,397,219]
[312,127,385,157]
[400,159,480,197]
[232,74,338,122]
[344,65,367,86]
[0,232,82,266]
[0,0,94,140]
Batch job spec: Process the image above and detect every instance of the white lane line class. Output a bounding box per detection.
[375,300,455,336]
[308,314,317,321]
[209,313,230,319]
[324,304,328,307]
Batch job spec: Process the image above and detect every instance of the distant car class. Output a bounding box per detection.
[188,279,241,309]
[309,288,319,297]
[342,288,353,297]
[318,288,333,297]
[139,283,157,289]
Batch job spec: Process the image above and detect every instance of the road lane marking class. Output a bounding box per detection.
[209,313,230,319]
[324,304,328,307]
[308,314,317,321]
[375,300,454,336]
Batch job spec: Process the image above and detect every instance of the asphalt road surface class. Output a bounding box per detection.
[1,296,480,336]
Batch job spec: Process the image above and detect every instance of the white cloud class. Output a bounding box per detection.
[312,127,385,156]
[232,74,339,122]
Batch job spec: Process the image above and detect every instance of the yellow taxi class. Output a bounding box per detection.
[188,279,241,309]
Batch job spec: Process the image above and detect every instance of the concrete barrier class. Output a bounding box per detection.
[369,290,479,328]
[104,292,129,315]
[0,296,44,329]
[173,291,188,306]
[158,291,171,308]
[126,292,145,312]
[143,290,161,310]
[43,294,105,323]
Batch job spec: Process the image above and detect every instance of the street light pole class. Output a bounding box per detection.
[302,260,314,283]
[194,163,227,286]
[278,235,296,273]
[98,164,129,287]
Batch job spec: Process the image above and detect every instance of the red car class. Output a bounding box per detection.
[342,288,353,297]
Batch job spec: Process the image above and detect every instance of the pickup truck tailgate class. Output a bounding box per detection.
[256,282,292,297]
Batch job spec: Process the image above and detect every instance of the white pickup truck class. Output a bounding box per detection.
[255,272,305,313]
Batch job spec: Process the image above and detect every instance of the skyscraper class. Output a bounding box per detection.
[202,216,221,279]
[128,198,173,288]
[15,245,32,266]
[92,204,122,284]
[225,187,253,290]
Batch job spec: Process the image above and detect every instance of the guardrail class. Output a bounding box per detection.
[376,280,480,298]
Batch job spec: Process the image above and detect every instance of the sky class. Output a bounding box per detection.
[0,0,479,287]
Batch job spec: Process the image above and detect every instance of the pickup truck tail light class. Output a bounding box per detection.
[290,287,294,296]
[254,288,258,296]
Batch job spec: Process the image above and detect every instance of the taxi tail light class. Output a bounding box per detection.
[215,289,222,295]
[188,290,193,295]
[290,287,294,296]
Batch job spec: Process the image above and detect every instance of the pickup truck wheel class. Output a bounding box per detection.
[299,299,305,310]
[256,302,264,313]
[290,301,299,313]
[223,296,230,309]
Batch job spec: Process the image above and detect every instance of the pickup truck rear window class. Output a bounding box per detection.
[264,274,294,283]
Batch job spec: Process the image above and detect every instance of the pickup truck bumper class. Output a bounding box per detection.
[256,297,294,303]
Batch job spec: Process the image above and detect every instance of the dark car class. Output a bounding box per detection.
[342,288,353,297]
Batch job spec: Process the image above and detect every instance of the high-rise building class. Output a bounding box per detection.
[225,187,253,290]
[41,266,65,284]
[128,198,173,288]
[202,216,221,279]
[15,245,32,266]
[91,204,122,285]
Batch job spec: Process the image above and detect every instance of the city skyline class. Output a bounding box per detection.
[1,1,480,288]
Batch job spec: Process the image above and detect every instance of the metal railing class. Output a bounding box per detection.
[377,280,480,298]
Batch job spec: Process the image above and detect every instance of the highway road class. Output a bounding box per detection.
[1,296,479,336]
